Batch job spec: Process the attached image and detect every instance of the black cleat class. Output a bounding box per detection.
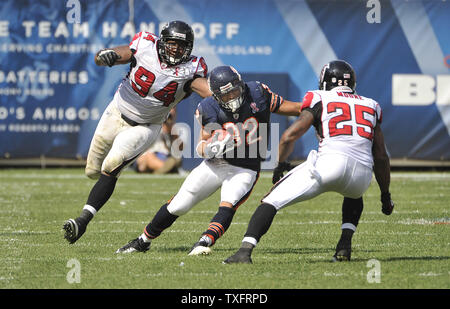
[223,248,253,264]
[115,237,150,254]
[332,239,352,262]
[63,218,87,244]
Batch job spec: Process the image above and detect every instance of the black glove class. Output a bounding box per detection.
[381,192,394,215]
[272,161,293,184]
[97,49,120,67]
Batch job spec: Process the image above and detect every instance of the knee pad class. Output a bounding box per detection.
[166,190,196,216]
[85,167,100,180]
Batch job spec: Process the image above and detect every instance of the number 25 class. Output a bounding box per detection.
[328,102,375,140]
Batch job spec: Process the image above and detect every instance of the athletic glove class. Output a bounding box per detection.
[97,49,120,67]
[203,131,234,159]
[272,161,293,184]
[381,192,394,215]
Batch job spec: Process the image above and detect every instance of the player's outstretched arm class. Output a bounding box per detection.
[94,45,133,67]
[272,110,313,183]
[372,125,394,215]
[278,110,314,163]
[190,77,213,98]
[275,100,302,116]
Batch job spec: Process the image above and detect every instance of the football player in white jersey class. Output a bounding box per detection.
[63,21,211,244]
[224,60,395,264]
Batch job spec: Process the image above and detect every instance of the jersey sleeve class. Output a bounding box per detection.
[129,32,157,53]
[191,56,208,78]
[260,83,284,113]
[300,91,322,111]
[373,99,383,125]
[300,91,323,123]
[196,99,217,127]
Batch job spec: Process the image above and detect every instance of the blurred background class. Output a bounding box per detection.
[0,0,449,171]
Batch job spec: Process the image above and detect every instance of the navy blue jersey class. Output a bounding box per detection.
[197,81,283,172]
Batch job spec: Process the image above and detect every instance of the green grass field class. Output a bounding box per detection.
[0,168,449,290]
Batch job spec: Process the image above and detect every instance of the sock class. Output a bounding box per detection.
[78,207,94,224]
[198,235,212,246]
[203,206,235,246]
[139,232,152,243]
[342,197,364,228]
[85,173,118,212]
[144,203,178,239]
[338,197,363,243]
[244,203,277,243]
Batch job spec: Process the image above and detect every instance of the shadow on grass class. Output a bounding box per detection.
[378,256,450,262]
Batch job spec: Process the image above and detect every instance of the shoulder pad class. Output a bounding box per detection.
[246,81,269,111]
[301,91,322,111]
[129,32,157,51]
[197,97,219,126]
[186,56,208,78]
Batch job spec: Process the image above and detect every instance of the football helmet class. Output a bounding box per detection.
[208,66,245,113]
[158,21,194,66]
[319,60,356,91]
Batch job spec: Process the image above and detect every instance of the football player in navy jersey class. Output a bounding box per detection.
[116,65,302,255]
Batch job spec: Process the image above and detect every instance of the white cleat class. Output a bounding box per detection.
[188,245,212,256]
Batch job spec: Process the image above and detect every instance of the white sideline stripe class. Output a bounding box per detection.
[275,0,337,77]
[1,172,449,180]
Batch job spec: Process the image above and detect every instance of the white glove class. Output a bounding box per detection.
[204,130,234,158]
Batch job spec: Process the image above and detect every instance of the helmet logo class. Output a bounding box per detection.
[219,82,233,92]
[172,32,186,39]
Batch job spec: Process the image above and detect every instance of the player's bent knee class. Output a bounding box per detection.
[167,203,190,216]
[101,154,128,177]
[85,167,100,180]
[167,193,195,216]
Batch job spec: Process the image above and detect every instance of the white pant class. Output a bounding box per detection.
[167,159,259,216]
[85,93,161,179]
[263,150,373,211]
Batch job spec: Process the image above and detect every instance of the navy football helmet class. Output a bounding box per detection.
[319,60,356,91]
[208,66,245,113]
[158,21,194,66]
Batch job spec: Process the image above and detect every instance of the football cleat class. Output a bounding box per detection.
[115,237,150,254]
[188,240,212,256]
[223,248,253,264]
[332,239,352,262]
[63,218,87,244]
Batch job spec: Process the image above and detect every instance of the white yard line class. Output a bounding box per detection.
[1,171,450,180]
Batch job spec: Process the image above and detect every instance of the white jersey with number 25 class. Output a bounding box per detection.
[301,86,382,168]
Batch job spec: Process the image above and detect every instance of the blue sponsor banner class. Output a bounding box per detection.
[0,0,449,167]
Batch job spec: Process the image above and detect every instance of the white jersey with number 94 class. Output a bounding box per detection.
[117,31,207,124]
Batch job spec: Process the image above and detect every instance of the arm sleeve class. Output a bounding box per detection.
[260,83,284,113]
